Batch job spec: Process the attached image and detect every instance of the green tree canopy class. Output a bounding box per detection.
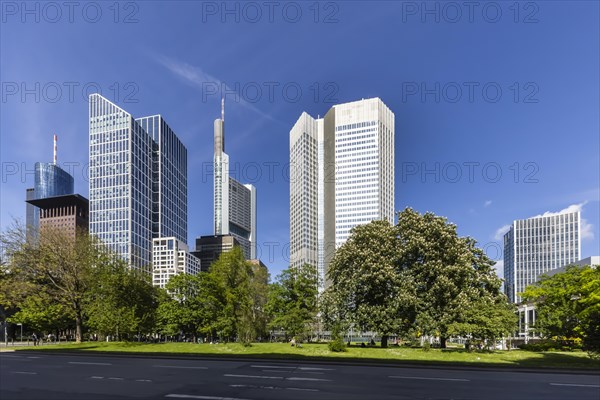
[266,263,319,340]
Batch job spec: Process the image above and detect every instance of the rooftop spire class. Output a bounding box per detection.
[53,134,57,165]
[221,97,225,121]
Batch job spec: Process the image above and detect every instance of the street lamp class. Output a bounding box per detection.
[16,323,23,343]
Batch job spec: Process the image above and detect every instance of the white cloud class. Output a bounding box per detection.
[531,202,587,218]
[484,200,492,207]
[153,54,274,121]
[494,224,511,241]
[493,260,504,280]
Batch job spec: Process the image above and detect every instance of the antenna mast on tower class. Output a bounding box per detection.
[53,134,57,165]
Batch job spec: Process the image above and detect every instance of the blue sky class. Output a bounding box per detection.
[1,1,598,279]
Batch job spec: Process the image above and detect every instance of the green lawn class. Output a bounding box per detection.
[12,341,600,370]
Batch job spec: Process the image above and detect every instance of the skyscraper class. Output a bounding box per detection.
[89,94,188,272]
[213,99,257,260]
[290,98,395,291]
[503,209,581,303]
[25,135,75,239]
[152,237,200,289]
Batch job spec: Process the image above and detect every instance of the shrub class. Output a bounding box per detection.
[422,341,431,352]
[328,337,347,352]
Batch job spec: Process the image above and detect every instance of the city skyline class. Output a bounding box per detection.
[2,3,598,279]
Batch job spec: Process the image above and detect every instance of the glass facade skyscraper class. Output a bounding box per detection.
[290,98,395,291]
[89,94,188,272]
[503,210,581,303]
[213,101,257,260]
[25,162,74,239]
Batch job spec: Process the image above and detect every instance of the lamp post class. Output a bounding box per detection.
[16,323,23,343]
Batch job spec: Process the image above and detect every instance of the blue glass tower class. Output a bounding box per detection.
[25,161,74,238]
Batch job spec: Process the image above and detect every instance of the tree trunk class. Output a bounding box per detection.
[75,311,83,343]
[440,336,447,349]
[381,335,388,348]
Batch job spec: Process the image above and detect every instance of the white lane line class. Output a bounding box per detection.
[12,371,37,375]
[136,379,152,382]
[287,387,319,392]
[299,367,334,371]
[230,384,319,393]
[224,374,283,380]
[154,365,208,370]
[550,383,600,388]
[26,356,41,359]
[165,395,252,400]
[108,377,124,381]
[68,362,112,366]
[90,376,104,379]
[286,376,330,382]
[389,375,470,382]
[250,365,295,369]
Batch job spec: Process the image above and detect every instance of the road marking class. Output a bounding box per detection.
[230,384,319,393]
[165,395,251,400]
[108,377,124,381]
[26,356,41,359]
[250,365,295,369]
[13,371,37,375]
[286,376,330,382]
[136,379,152,382]
[154,365,208,370]
[550,383,600,388]
[90,376,104,379]
[68,362,111,366]
[261,370,290,373]
[389,376,470,382]
[299,367,334,371]
[224,374,283,380]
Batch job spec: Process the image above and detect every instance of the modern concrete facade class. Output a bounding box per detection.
[89,94,188,272]
[26,194,88,240]
[213,100,256,260]
[192,234,240,272]
[152,237,201,289]
[290,98,395,291]
[503,209,581,303]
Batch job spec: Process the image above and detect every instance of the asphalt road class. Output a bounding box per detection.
[1,352,599,400]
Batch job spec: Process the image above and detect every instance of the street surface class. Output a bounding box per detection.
[1,352,599,399]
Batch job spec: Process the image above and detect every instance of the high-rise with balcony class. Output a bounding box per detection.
[503,209,581,303]
[290,98,395,291]
[89,94,187,272]
[213,100,256,260]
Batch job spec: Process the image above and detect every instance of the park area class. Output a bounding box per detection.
[10,341,600,370]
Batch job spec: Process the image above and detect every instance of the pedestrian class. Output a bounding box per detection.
[31,333,38,346]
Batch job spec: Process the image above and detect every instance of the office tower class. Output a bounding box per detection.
[213,100,257,260]
[152,237,201,288]
[26,194,89,240]
[192,234,241,272]
[503,209,581,303]
[290,98,395,291]
[25,135,75,239]
[89,94,188,272]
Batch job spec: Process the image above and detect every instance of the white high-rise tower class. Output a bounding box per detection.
[213,99,257,260]
[290,98,395,291]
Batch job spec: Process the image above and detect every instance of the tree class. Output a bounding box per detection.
[1,223,106,342]
[324,220,416,347]
[396,208,509,348]
[157,273,219,341]
[206,247,268,343]
[86,258,159,340]
[522,264,600,357]
[266,264,318,340]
